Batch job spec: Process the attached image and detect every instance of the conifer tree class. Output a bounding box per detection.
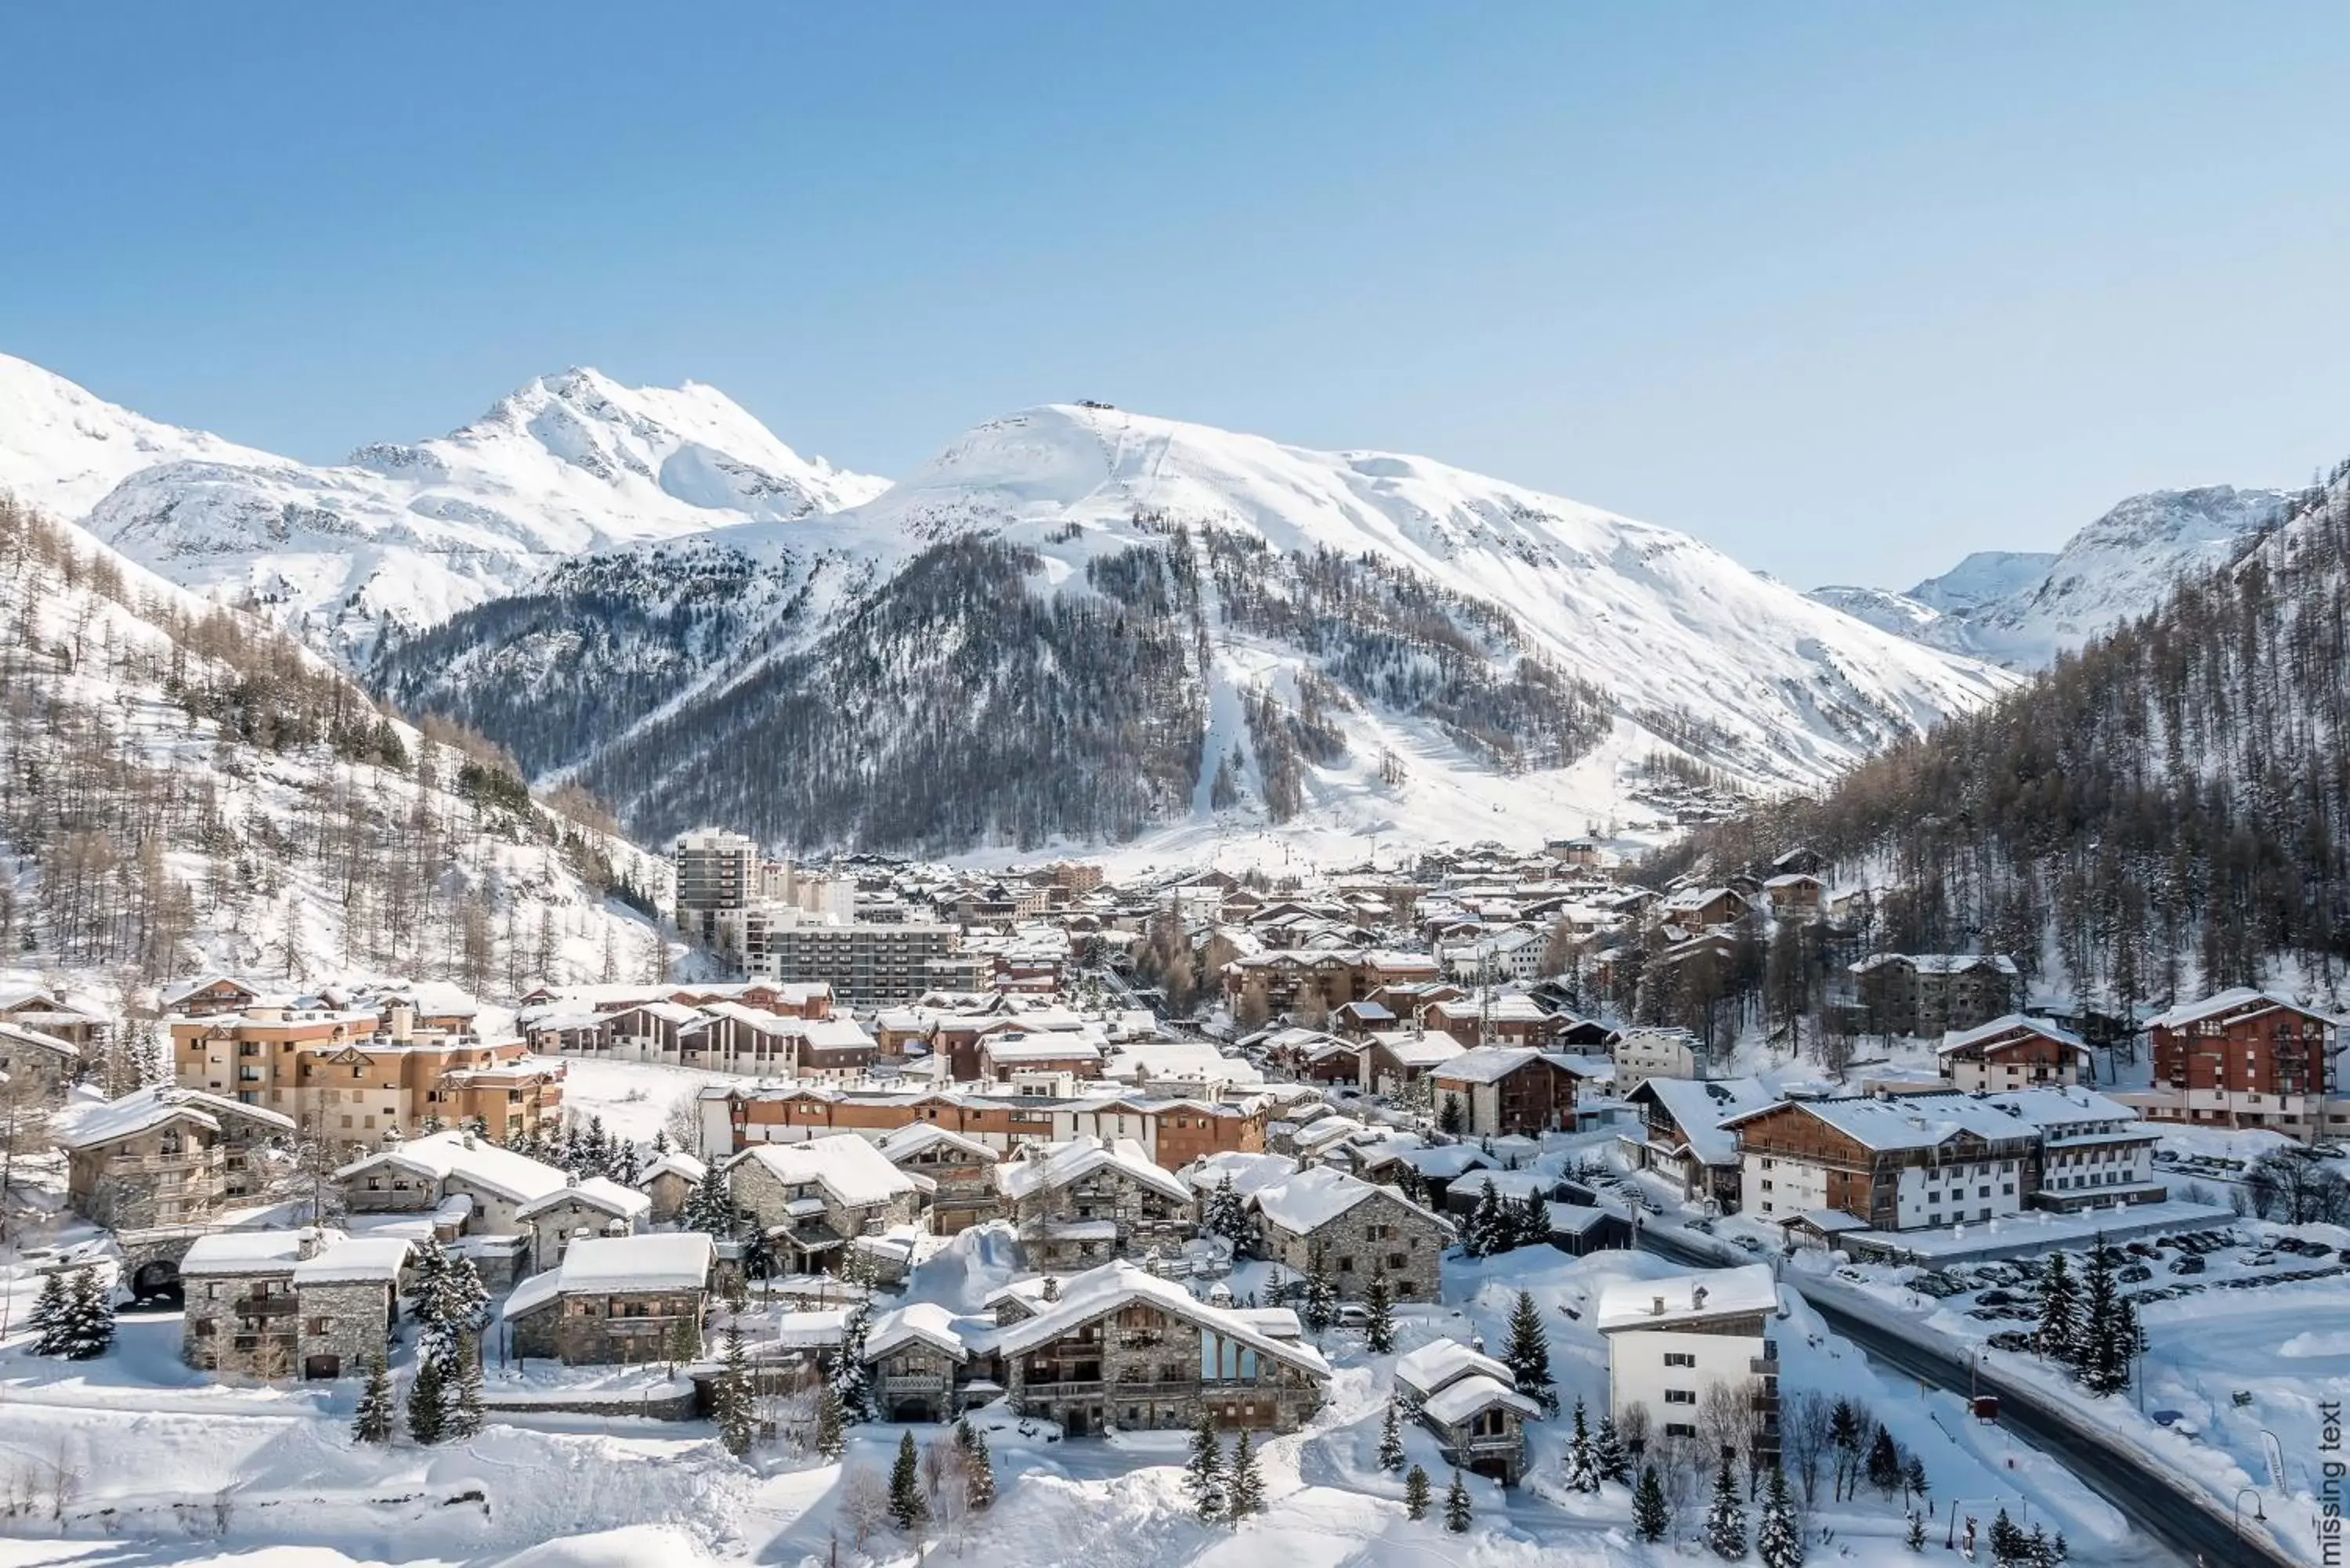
[1377,1397,1407,1472]
[1903,1454,1929,1511]
[27,1270,65,1346]
[815,1379,847,1460]
[955,1416,994,1510]
[1828,1397,1863,1500]
[1705,1456,1748,1558]
[1904,1513,1927,1553]
[1756,1465,1802,1568]
[1364,1265,1396,1353]
[1404,1463,1431,1520]
[48,1266,115,1360]
[352,1355,397,1443]
[1633,1465,1671,1541]
[2079,1241,2130,1396]
[407,1355,447,1445]
[1183,1411,1225,1522]
[1866,1425,1903,1494]
[1502,1288,1556,1413]
[1595,1411,1629,1484]
[2036,1251,2081,1365]
[1462,1183,1502,1258]
[448,1335,486,1438]
[832,1298,876,1421]
[1227,1429,1264,1519]
[1987,1508,2026,1567]
[1205,1173,1249,1250]
[1511,1189,1549,1251]
[1301,1248,1337,1336]
[715,1323,756,1457]
[1443,1469,1472,1533]
[1563,1396,1600,1492]
[889,1429,927,1533]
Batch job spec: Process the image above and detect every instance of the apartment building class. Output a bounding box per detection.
[1936,1015,2093,1093]
[672,829,760,944]
[2145,988,2338,1136]
[741,914,963,1006]
[171,998,563,1152]
[1849,953,2019,1038]
[1599,1265,1779,1461]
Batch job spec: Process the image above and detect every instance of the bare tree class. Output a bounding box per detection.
[1781,1389,1835,1508]
[838,1462,890,1551]
[924,1437,972,1554]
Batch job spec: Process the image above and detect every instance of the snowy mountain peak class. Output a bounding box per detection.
[1808,482,2300,669]
[0,352,887,662]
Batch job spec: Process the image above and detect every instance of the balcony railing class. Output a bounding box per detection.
[108,1151,223,1172]
[1752,1357,1780,1377]
[234,1297,297,1319]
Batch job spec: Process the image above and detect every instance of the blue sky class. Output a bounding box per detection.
[4,4,2346,588]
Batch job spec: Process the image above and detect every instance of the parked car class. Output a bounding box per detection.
[2169,1255,2206,1276]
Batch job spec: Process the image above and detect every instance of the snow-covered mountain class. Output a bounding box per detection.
[0,354,886,661]
[1812,486,2296,668]
[379,403,2016,859]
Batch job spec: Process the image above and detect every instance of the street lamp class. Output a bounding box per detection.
[2234,1487,2265,1538]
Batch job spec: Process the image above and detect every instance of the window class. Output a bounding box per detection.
[1664,1389,1696,1405]
[1663,1352,1695,1367]
[1665,1422,1697,1439]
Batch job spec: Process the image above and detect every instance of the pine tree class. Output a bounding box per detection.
[1705,1457,1748,1559]
[1903,1454,1929,1510]
[715,1323,756,1457]
[1987,1508,2026,1567]
[1364,1265,1396,1354]
[1865,1425,1902,1494]
[1828,1397,1863,1501]
[1404,1463,1431,1520]
[2079,1240,2130,1396]
[1377,1397,1407,1472]
[955,1417,994,1510]
[352,1355,397,1443]
[1443,1469,1471,1533]
[1563,1397,1600,1492]
[815,1379,847,1460]
[1205,1174,1249,1250]
[1511,1189,1549,1251]
[1595,1411,1629,1484]
[832,1298,875,1421]
[1301,1248,1337,1336]
[407,1355,447,1445]
[2026,1524,2055,1567]
[1502,1289,1556,1413]
[1183,1411,1225,1522]
[1756,1465,1802,1568]
[1227,1429,1264,1520]
[48,1266,114,1360]
[889,1429,927,1533]
[447,1335,485,1438]
[1633,1465,1671,1542]
[27,1270,65,1346]
[2036,1251,2081,1365]
[1905,1513,1928,1552]
[1462,1183,1502,1258]
[684,1165,736,1237]
[2048,1530,2070,1564]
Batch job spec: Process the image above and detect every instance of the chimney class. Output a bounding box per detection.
[1651,1295,1665,1317]
[1691,1284,1708,1310]
[296,1228,321,1261]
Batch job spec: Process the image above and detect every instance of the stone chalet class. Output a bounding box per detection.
[515,1176,652,1274]
[160,974,265,1017]
[861,1300,973,1422]
[637,1151,707,1224]
[182,1229,410,1381]
[996,1136,1196,1273]
[1395,1339,1539,1484]
[875,1122,1000,1232]
[504,1232,715,1367]
[1937,1015,2093,1094]
[56,1086,294,1240]
[1249,1166,1451,1302]
[334,1130,573,1288]
[0,1020,78,1104]
[986,1262,1329,1436]
[1598,1264,1780,1461]
[0,986,112,1055]
[727,1134,932,1274]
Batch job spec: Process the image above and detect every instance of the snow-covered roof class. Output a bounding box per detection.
[1430,1046,1544,1085]
[995,1135,1191,1205]
[640,1151,708,1186]
[1596,1263,1778,1332]
[1936,1013,2088,1057]
[2146,987,2334,1031]
[1850,952,2018,977]
[1394,1339,1513,1400]
[517,1175,652,1223]
[1180,1151,1300,1196]
[502,1232,714,1319]
[1632,1075,1777,1165]
[734,1133,928,1209]
[291,1236,412,1286]
[981,1032,1102,1063]
[1723,1086,2138,1151]
[0,1019,78,1060]
[1253,1166,1445,1237]
[985,1262,1329,1377]
[52,1085,293,1150]
[1422,1373,1542,1427]
[1369,1029,1468,1068]
[182,1228,335,1277]
[877,1122,999,1164]
[334,1130,571,1206]
[159,974,258,1008]
[865,1301,971,1364]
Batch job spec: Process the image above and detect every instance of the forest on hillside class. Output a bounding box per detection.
[1644,460,2350,1020]
[0,496,655,996]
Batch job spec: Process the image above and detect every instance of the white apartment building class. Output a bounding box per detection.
[1598,1264,1779,1456]
[1611,1027,1709,1096]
